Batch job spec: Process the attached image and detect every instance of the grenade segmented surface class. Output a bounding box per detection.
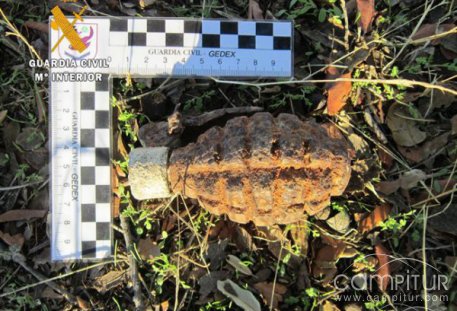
[168,113,351,226]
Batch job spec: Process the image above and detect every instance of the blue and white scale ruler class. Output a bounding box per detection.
[49,17,293,260]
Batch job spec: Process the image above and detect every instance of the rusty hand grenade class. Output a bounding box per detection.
[128,113,351,226]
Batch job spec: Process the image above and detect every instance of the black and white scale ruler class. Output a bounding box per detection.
[49,17,293,260]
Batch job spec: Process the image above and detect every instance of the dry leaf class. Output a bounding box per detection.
[117,133,128,159]
[15,127,45,151]
[253,282,287,309]
[359,204,392,233]
[137,238,160,261]
[0,230,25,247]
[374,242,391,291]
[0,209,47,223]
[76,296,90,310]
[289,220,309,256]
[399,169,427,190]
[217,279,261,311]
[24,20,49,33]
[94,270,127,293]
[257,226,300,268]
[209,220,234,240]
[386,104,427,147]
[376,169,427,195]
[327,211,351,233]
[227,255,253,276]
[160,300,169,311]
[312,241,348,284]
[398,133,450,163]
[412,23,455,44]
[233,225,257,252]
[356,0,375,33]
[248,0,263,19]
[327,72,352,116]
[199,271,229,298]
[321,300,341,311]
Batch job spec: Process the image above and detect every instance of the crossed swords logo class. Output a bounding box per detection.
[50,5,89,56]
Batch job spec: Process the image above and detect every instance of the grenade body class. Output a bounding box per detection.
[166,113,351,226]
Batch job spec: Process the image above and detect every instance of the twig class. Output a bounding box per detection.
[409,26,457,45]
[120,214,145,311]
[0,258,119,298]
[383,0,434,71]
[10,252,76,304]
[0,251,76,304]
[269,239,284,311]
[182,106,264,127]
[0,8,42,60]
[173,200,181,311]
[212,77,457,96]
[0,178,48,192]
[340,0,350,51]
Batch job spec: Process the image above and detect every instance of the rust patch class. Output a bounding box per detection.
[168,113,351,226]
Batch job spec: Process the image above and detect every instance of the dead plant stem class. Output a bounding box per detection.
[120,214,145,311]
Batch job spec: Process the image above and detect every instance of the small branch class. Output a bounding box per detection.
[409,26,457,45]
[0,178,48,192]
[182,106,264,127]
[10,252,76,304]
[120,214,145,311]
[383,0,434,71]
[211,77,457,96]
[340,0,350,51]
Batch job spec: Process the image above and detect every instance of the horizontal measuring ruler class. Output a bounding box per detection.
[49,17,293,260]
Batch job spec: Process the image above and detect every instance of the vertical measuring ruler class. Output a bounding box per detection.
[49,17,293,260]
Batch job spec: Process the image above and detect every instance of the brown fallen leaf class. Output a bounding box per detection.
[327,72,352,116]
[397,133,450,163]
[386,104,427,147]
[376,169,427,195]
[375,180,400,195]
[253,282,287,309]
[209,219,234,240]
[378,148,394,169]
[93,270,127,294]
[233,225,257,252]
[0,209,47,223]
[217,279,261,311]
[321,300,341,311]
[198,271,229,299]
[399,169,427,189]
[76,296,90,310]
[24,21,49,33]
[411,23,455,44]
[160,300,169,311]
[374,242,391,291]
[312,237,348,284]
[15,127,45,151]
[248,0,263,19]
[359,204,392,233]
[257,226,300,268]
[0,230,25,248]
[137,238,160,261]
[289,220,309,256]
[356,0,376,33]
